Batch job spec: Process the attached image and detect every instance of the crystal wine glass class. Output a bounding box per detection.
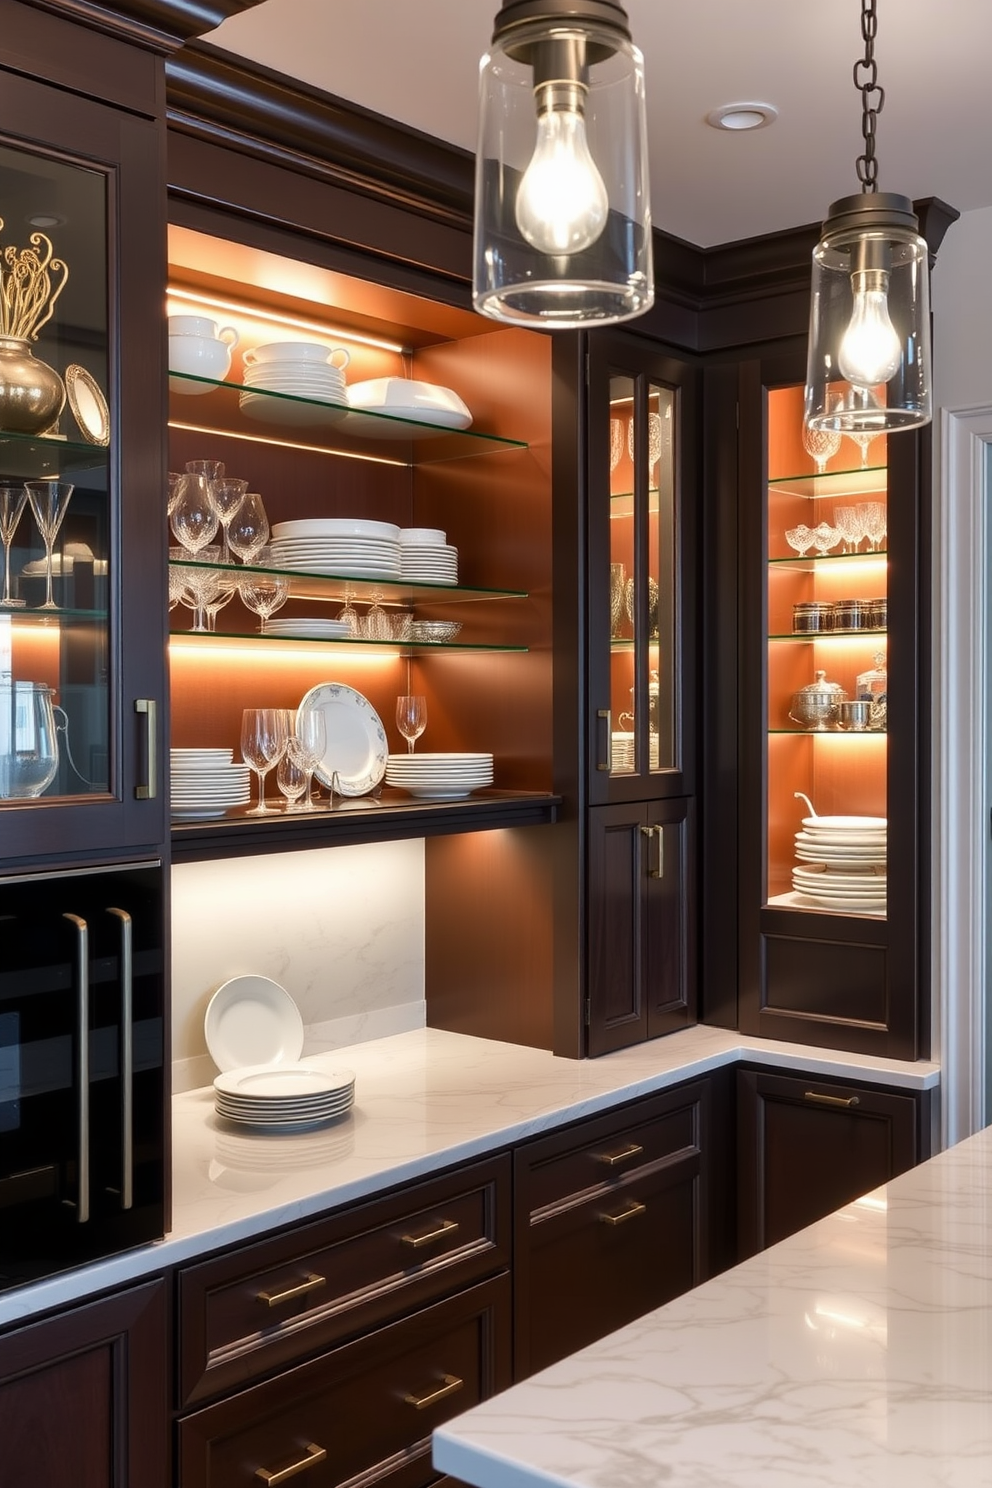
[185,459,225,482]
[363,588,392,641]
[287,707,327,811]
[24,479,74,610]
[801,422,841,475]
[227,490,270,563]
[860,501,887,552]
[240,706,290,814]
[170,471,219,555]
[627,412,666,482]
[180,544,223,631]
[609,417,623,473]
[847,430,879,470]
[276,751,308,810]
[396,694,427,754]
[833,506,863,554]
[167,472,185,519]
[0,483,28,608]
[208,477,248,561]
[338,583,359,636]
[202,567,239,631]
[240,559,290,631]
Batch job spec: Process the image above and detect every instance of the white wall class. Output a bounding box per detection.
[171,839,426,1092]
[932,205,992,411]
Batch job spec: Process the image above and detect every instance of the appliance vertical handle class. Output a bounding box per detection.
[107,907,133,1210]
[134,698,157,800]
[63,913,90,1224]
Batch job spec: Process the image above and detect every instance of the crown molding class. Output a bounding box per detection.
[26,0,264,54]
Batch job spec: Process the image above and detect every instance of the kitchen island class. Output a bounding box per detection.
[434,1120,992,1488]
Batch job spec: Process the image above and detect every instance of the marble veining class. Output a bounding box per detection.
[0,1024,938,1330]
[434,1126,992,1488]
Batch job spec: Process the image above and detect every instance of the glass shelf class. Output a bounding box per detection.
[169,558,527,606]
[0,430,108,479]
[169,629,527,654]
[769,627,887,642]
[768,465,887,500]
[0,605,107,622]
[168,373,528,463]
[768,549,887,568]
[767,727,887,736]
[610,487,660,519]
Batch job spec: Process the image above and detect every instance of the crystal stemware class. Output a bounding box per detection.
[363,588,392,641]
[170,471,219,555]
[185,459,225,482]
[860,501,887,552]
[338,583,359,636]
[240,549,289,629]
[784,524,815,557]
[208,477,248,562]
[811,521,841,557]
[0,483,28,608]
[626,411,666,481]
[287,707,326,811]
[609,417,623,473]
[227,490,270,563]
[276,750,308,810]
[833,506,863,554]
[801,422,841,475]
[24,479,74,610]
[177,545,223,631]
[202,567,239,631]
[396,694,427,754]
[240,706,290,815]
[847,430,879,470]
[167,472,185,519]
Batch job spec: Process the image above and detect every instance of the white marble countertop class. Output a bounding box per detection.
[435,1120,990,1488]
[0,1024,938,1329]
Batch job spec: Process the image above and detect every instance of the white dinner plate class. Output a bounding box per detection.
[272,519,400,540]
[801,814,887,831]
[390,785,488,799]
[171,807,239,819]
[299,682,388,796]
[214,1064,354,1099]
[792,892,887,913]
[216,1086,355,1112]
[204,976,305,1073]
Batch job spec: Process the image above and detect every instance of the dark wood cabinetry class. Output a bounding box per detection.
[736,1065,930,1257]
[512,1081,711,1378]
[0,1278,168,1488]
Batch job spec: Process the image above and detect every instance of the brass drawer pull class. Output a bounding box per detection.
[400,1218,459,1249]
[255,1443,327,1484]
[600,1199,647,1226]
[595,1142,644,1167]
[256,1273,326,1308]
[803,1091,861,1109]
[404,1373,464,1411]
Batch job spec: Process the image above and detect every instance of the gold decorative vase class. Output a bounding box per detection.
[0,337,65,435]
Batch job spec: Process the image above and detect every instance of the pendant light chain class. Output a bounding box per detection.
[853,0,884,193]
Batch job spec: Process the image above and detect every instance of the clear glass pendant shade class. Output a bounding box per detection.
[804,193,931,433]
[473,17,653,328]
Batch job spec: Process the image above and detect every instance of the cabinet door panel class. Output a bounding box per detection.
[646,797,693,1036]
[587,803,648,1052]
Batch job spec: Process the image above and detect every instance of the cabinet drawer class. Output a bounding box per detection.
[179,1155,510,1406]
[517,1084,703,1213]
[178,1274,511,1488]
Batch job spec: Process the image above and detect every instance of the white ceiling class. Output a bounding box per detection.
[205,0,992,249]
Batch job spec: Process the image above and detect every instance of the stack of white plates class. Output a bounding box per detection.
[170,747,251,819]
[240,343,349,427]
[399,528,458,585]
[791,813,887,912]
[270,518,401,579]
[204,974,356,1132]
[610,733,660,771]
[385,751,493,800]
[262,617,354,639]
[214,1064,356,1130]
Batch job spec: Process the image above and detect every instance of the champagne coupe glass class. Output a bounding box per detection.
[227,490,270,564]
[0,483,28,608]
[847,430,879,470]
[24,479,74,610]
[396,694,427,753]
[208,477,248,562]
[239,548,289,630]
[240,706,290,814]
[288,707,327,811]
[801,422,841,475]
[170,471,219,555]
[276,751,307,810]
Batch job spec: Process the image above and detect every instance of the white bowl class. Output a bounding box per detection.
[348,377,471,421]
[244,341,350,366]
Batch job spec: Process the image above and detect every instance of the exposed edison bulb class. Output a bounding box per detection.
[838,268,902,388]
[515,88,609,257]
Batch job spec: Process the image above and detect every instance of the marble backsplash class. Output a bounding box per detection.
[171,839,425,1092]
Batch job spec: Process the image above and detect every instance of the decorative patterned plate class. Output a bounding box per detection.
[299,682,387,796]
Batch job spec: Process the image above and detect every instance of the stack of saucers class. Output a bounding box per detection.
[269,518,401,579]
[792,813,887,913]
[214,1064,356,1131]
[170,747,251,819]
[240,341,350,427]
[385,751,493,800]
[262,616,354,639]
[399,528,458,585]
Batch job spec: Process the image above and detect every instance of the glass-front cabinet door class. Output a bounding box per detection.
[588,335,695,806]
[0,75,166,862]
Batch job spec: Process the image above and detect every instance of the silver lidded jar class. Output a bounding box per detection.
[788,669,847,731]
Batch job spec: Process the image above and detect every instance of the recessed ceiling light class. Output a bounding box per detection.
[706,102,778,132]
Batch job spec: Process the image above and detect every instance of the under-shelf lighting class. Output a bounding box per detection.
[167,288,409,355]
[169,637,400,664]
[166,421,407,469]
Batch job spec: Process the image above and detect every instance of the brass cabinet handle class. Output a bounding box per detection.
[600,1199,647,1226]
[595,1142,644,1167]
[255,1443,327,1485]
[400,1218,459,1249]
[256,1273,327,1307]
[596,708,612,771]
[106,908,133,1210]
[134,698,157,800]
[640,823,664,878]
[804,1091,861,1109]
[63,913,90,1225]
[404,1373,464,1411]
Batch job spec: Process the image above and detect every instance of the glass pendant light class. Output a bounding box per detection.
[473,0,654,329]
[804,0,931,434]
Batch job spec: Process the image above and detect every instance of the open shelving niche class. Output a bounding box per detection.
[165,227,558,858]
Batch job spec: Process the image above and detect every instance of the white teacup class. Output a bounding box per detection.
[243,341,350,369]
[168,315,238,342]
[169,328,239,394]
